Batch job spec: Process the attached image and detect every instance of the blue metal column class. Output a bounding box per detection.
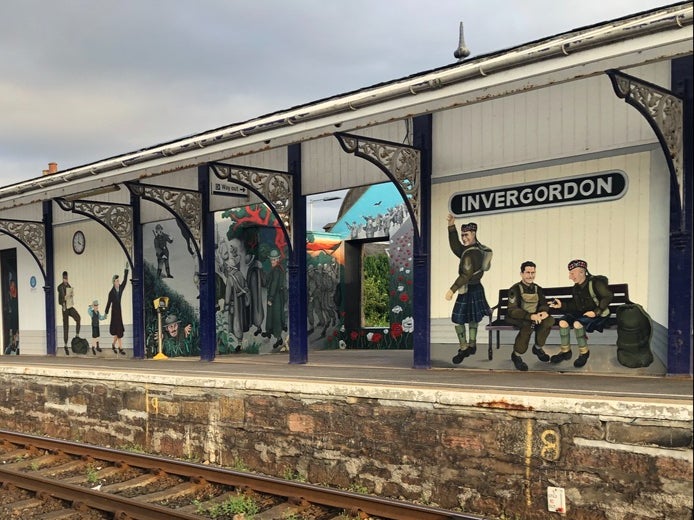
[412,115,432,369]
[131,191,145,359]
[199,165,216,361]
[43,201,56,355]
[668,57,693,375]
[288,144,308,364]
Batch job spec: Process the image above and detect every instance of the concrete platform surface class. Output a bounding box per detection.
[1,343,691,403]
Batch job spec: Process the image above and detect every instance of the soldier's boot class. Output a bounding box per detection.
[452,325,471,364]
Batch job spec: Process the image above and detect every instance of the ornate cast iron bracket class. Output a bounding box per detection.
[0,219,47,279]
[335,132,421,239]
[606,69,685,231]
[125,182,202,262]
[210,162,294,255]
[55,198,134,269]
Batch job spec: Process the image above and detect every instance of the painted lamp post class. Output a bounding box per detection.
[153,296,169,360]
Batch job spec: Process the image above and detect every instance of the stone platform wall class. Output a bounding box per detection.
[0,370,691,520]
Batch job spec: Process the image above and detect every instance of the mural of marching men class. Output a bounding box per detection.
[306,233,344,346]
[307,259,339,338]
[329,182,416,350]
[331,183,409,240]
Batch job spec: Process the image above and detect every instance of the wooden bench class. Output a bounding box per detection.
[485,283,631,360]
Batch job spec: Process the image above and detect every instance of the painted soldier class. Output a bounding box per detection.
[548,259,613,368]
[445,214,493,365]
[505,261,555,371]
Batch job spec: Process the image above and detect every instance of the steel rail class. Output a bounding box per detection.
[0,467,203,520]
[1,429,484,520]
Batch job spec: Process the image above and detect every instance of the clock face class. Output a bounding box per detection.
[72,231,85,255]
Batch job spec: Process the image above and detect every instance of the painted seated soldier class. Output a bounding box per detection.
[548,259,613,368]
[505,261,555,371]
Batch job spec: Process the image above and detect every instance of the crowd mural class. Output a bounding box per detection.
[213,204,289,355]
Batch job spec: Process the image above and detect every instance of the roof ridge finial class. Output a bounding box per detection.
[454,21,470,61]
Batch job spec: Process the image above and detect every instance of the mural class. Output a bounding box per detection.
[1,249,19,355]
[306,233,343,348]
[333,218,415,350]
[319,182,415,351]
[143,219,200,357]
[331,184,408,240]
[215,204,288,354]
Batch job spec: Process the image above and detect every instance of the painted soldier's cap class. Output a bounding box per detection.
[92,300,99,306]
[269,249,280,260]
[568,259,588,271]
[460,222,477,232]
[62,271,68,277]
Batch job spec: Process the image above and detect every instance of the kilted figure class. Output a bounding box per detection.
[444,214,493,365]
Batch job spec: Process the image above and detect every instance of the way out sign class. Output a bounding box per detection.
[211,181,249,198]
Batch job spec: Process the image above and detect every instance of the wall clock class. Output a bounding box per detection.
[72,230,86,255]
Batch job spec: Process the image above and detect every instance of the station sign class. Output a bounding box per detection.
[449,170,628,216]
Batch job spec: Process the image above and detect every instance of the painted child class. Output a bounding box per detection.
[87,300,107,356]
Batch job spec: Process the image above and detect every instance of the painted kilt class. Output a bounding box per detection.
[451,283,491,324]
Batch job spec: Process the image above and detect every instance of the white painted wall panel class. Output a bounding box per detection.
[433,62,670,179]
[230,147,288,172]
[301,121,408,195]
[535,89,551,158]
[0,204,42,221]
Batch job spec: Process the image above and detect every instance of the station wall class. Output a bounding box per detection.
[1,368,690,519]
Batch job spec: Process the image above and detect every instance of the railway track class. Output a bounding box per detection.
[0,430,482,520]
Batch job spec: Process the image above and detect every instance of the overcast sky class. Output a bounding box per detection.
[0,0,679,198]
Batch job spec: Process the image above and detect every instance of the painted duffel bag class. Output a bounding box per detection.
[616,303,653,368]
